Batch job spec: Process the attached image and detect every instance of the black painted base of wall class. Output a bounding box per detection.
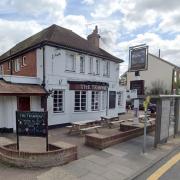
[0,128,13,133]
[48,123,71,129]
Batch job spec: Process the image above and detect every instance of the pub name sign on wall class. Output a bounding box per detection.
[69,82,108,91]
[129,44,148,72]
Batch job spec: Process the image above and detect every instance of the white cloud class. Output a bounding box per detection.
[0,19,43,54]
[0,0,66,21]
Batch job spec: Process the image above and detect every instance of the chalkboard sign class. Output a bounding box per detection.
[16,111,48,137]
[129,46,148,71]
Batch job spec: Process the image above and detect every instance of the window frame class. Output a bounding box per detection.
[65,52,76,72]
[14,59,20,72]
[95,59,100,75]
[22,56,27,67]
[74,91,87,112]
[0,65,3,75]
[88,57,93,74]
[91,91,100,111]
[118,91,123,107]
[103,60,110,77]
[53,90,64,113]
[80,56,85,73]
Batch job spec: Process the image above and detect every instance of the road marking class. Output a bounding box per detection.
[147,153,180,180]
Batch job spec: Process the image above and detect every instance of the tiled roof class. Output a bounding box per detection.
[0,79,47,95]
[0,24,123,63]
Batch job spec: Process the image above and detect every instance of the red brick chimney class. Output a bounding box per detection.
[87,25,100,48]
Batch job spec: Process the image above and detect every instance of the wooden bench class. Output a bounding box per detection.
[80,125,101,135]
[108,120,125,128]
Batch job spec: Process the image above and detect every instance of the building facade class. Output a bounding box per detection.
[0,25,126,132]
[121,53,180,96]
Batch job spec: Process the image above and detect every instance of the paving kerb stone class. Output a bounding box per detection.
[126,141,180,180]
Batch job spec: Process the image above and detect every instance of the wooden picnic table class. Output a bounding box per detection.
[101,116,119,127]
[67,120,101,135]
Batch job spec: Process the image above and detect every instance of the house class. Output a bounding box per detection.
[0,24,126,132]
[120,53,180,96]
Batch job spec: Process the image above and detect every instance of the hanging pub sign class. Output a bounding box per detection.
[68,81,108,91]
[129,44,148,71]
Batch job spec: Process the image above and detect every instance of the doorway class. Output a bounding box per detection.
[18,97,30,111]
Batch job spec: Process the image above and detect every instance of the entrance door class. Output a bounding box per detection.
[18,97,30,111]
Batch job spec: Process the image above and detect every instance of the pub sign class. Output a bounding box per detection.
[129,45,148,71]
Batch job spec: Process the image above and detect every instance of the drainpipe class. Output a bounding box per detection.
[42,46,46,88]
[106,87,109,116]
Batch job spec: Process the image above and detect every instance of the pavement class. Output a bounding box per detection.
[0,134,177,180]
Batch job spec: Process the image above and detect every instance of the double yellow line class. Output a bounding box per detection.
[147,153,180,180]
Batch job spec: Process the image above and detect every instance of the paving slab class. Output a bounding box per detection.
[103,147,127,157]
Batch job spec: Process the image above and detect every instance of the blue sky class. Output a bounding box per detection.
[0,0,180,74]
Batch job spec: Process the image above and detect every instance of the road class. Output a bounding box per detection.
[133,147,180,180]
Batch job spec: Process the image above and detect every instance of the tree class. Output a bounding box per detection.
[147,80,170,95]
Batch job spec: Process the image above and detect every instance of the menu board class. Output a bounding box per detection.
[16,111,48,137]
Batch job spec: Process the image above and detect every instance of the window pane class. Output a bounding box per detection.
[53,90,64,113]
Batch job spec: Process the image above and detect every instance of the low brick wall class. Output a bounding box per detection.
[0,141,77,168]
[85,125,155,149]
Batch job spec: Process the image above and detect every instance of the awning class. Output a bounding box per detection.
[0,79,47,96]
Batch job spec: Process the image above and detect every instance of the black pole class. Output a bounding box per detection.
[16,111,19,151]
[43,95,48,151]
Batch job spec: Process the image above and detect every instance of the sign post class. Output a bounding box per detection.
[143,96,151,153]
[16,111,48,151]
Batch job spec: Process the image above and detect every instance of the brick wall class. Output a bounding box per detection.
[1,50,37,77]
[0,142,77,168]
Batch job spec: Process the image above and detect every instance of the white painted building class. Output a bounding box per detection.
[0,24,126,132]
[121,53,180,96]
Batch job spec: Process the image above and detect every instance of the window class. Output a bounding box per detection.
[103,61,110,76]
[95,59,100,75]
[118,92,123,106]
[14,59,20,72]
[91,91,100,111]
[109,91,116,109]
[101,91,107,110]
[53,90,64,113]
[0,65,3,75]
[8,61,11,70]
[22,56,26,67]
[74,91,87,111]
[89,57,93,74]
[80,56,85,73]
[66,53,76,71]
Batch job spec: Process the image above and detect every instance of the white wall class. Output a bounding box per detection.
[127,54,174,93]
[35,45,126,125]
[0,96,43,131]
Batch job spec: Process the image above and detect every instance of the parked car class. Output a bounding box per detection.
[147,103,156,113]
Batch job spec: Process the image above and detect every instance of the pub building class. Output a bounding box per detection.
[0,24,126,132]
